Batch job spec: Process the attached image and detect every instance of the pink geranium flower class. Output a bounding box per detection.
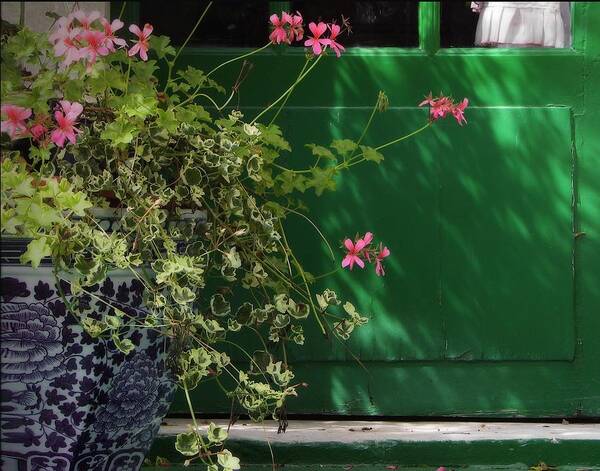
[49,15,73,44]
[375,243,391,277]
[30,124,48,142]
[304,22,328,55]
[101,18,127,51]
[128,23,153,61]
[342,237,368,270]
[80,30,110,66]
[53,27,83,68]
[1,105,32,139]
[51,101,83,148]
[269,12,289,44]
[419,92,469,124]
[287,12,304,42]
[73,10,102,30]
[452,98,469,125]
[324,23,345,58]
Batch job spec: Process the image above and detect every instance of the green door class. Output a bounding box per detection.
[117,1,600,418]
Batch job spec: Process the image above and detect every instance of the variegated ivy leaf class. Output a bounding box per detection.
[217,450,241,471]
[266,361,294,387]
[316,289,341,310]
[175,431,200,457]
[210,294,231,317]
[111,334,134,355]
[207,422,228,443]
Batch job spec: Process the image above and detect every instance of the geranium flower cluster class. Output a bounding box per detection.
[1,101,83,148]
[270,11,346,58]
[342,232,391,277]
[419,92,469,126]
[49,9,153,68]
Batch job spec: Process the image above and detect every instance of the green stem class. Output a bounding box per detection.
[279,222,327,336]
[206,42,271,78]
[342,122,431,169]
[19,1,25,27]
[251,54,323,125]
[347,100,379,162]
[164,1,213,91]
[182,378,213,465]
[268,59,310,126]
[118,2,127,20]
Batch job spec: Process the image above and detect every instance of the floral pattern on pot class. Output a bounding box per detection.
[0,266,176,471]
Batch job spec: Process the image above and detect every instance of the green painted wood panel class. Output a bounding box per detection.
[114,2,600,417]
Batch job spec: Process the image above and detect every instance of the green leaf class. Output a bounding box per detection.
[56,190,92,216]
[308,166,337,196]
[330,139,358,157]
[360,145,384,163]
[178,66,207,88]
[157,107,178,134]
[306,143,336,161]
[101,119,137,146]
[20,237,52,268]
[259,125,291,152]
[149,35,176,59]
[121,92,158,119]
[175,431,200,457]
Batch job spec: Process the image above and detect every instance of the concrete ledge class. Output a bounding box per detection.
[158,419,600,443]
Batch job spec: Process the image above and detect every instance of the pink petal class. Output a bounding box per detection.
[270,14,281,26]
[128,43,141,57]
[354,239,366,252]
[142,23,153,37]
[344,239,355,252]
[111,19,124,32]
[315,22,328,36]
[362,232,373,245]
[342,255,352,268]
[139,46,148,61]
[312,41,322,55]
[129,23,142,37]
[354,256,365,269]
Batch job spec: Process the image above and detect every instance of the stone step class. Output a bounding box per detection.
[147,419,600,469]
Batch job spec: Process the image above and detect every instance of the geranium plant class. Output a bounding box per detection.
[0,3,467,468]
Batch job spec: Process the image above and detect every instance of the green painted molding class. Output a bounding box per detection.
[418,2,440,55]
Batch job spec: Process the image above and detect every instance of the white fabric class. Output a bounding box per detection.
[474,2,571,48]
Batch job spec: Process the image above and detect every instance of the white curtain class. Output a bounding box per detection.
[472,2,571,48]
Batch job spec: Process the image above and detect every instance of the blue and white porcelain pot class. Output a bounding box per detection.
[1,211,203,471]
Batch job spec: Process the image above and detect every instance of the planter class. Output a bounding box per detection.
[0,262,174,471]
[1,209,205,471]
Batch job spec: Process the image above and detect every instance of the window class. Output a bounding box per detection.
[138,1,268,47]
[291,0,418,47]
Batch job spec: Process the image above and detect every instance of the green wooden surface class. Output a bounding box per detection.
[146,435,600,468]
[112,2,600,418]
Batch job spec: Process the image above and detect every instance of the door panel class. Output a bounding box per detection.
[115,1,600,417]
